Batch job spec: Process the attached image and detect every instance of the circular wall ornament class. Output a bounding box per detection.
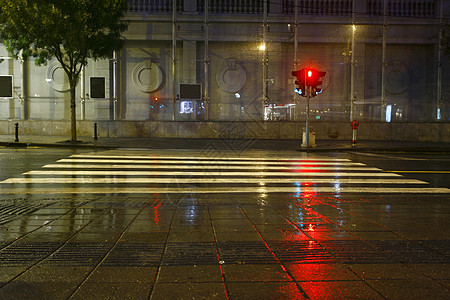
[385,61,410,94]
[46,62,70,92]
[132,61,163,93]
[216,58,247,93]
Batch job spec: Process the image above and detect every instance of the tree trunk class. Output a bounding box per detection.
[69,80,77,142]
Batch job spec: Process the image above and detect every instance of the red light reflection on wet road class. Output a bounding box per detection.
[153,201,161,225]
[295,182,320,207]
[286,179,339,299]
[290,164,321,173]
[279,283,309,299]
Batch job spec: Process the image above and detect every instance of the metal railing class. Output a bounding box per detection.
[282,0,352,15]
[367,0,437,17]
[127,0,183,13]
[127,0,437,17]
[128,0,342,15]
[208,0,264,14]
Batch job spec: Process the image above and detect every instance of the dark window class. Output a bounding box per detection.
[90,77,106,99]
[0,76,13,97]
[180,84,201,99]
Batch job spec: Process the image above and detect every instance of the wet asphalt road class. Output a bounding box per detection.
[1,148,449,187]
[0,147,448,299]
[348,151,450,189]
[0,148,93,181]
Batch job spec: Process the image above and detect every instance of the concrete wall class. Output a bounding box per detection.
[1,120,448,143]
[1,2,448,123]
[0,1,448,132]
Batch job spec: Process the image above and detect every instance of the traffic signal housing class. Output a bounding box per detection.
[309,69,326,97]
[292,68,326,97]
[150,96,160,109]
[292,69,306,96]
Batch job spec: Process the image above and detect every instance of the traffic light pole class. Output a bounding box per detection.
[292,67,325,149]
[305,87,310,149]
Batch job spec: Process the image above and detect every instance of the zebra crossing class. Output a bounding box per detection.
[0,151,449,194]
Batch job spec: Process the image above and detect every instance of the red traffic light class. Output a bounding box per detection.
[292,67,326,97]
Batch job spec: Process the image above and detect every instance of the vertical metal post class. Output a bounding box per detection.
[261,0,268,119]
[172,0,177,121]
[112,51,119,120]
[293,0,299,120]
[204,0,209,120]
[350,1,356,121]
[14,123,19,142]
[21,57,27,120]
[294,0,298,65]
[305,89,310,149]
[80,66,86,121]
[381,0,387,121]
[437,0,443,120]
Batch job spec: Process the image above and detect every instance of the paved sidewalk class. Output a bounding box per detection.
[1,138,449,299]
[0,134,449,152]
[0,148,449,299]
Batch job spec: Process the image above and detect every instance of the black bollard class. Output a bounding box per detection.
[94,122,98,140]
[14,123,19,142]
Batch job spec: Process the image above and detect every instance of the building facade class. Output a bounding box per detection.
[0,0,449,141]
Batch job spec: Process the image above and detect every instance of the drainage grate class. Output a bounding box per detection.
[269,241,336,263]
[370,240,450,264]
[319,240,450,264]
[103,243,164,267]
[1,240,448,267]
[0,242,63,267]
[416,240,450,255]
[217,241,278,264]
[318,240,391,264]
[0,202,54,225]
[42,243,112,266]
[162,242,218,266]
[80,201,152,208]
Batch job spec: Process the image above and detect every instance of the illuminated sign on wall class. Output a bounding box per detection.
[180,101,194,114]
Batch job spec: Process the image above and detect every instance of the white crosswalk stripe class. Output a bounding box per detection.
[57,158,360,165]
[1,178,426,184]
[42,164,382,171]
[0,152,449,194]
